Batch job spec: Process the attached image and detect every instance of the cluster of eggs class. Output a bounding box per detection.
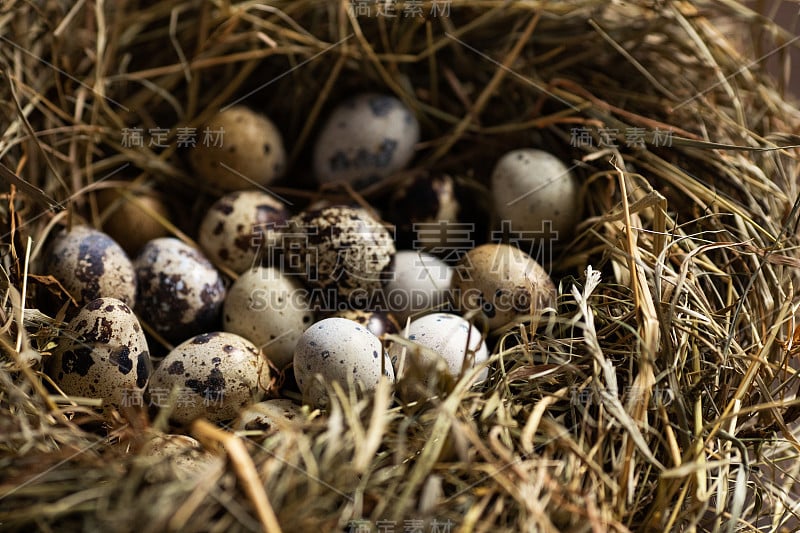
[42,92,580,423]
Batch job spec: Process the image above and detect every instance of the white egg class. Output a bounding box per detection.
[49,297,151,416]
[313,93,420,188]
[389,312,489,385]
[148,331,271,424]
[293,317,395,408]
[491,148,580,240]
[223,267,314,369]
[384,250,453,324]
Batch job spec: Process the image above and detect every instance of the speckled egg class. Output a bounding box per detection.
[452,243,556,330]
[384,250,454,324]
[49,297,151,414]
[330,308,398,338]
[198,190,289,274]
[282,206,395,309]
[387,173,460,247]
[389,312,489,385]
[44,225,136,307]
[223,267,313,369]
[313,93,420,188]
[148,331,271,424]
[491,148,580,240]
[189,105,287,191]
[234,399,305,432]
[134,238,226,342]
[141,434,223,482]
[293,317,395,408]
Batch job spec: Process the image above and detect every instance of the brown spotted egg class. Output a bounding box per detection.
[223,267,313,369]
[134,238,226,342]
[198,190,288,274]
[452,243,556,330]
[49,297,151,415]
[149,331,271,424]
[44,225,136,306]
[282,206,395,309]
[313,93,419,188]
[293,317,394,408]
[189,105,287,191]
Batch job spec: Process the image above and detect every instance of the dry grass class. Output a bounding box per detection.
[2,0,800,531]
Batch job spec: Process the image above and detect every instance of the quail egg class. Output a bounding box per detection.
[44,225,136,307]
[49,297,151,415]
[313,93,420,188]
[140,434,223,482]
[189,105,287,191]
[491,148,580,240]
[330,308,398,338]
[389,312,489,386]
[384,250,453,324]
[234,399,304,432]
[452,243,556,330]
[281,205,395,310]
[98,188,170,256]
[223,267,313,369]
[134,238,226,342]
[198,190,289,274]
[293,317,394,408]
[148,331,271,424]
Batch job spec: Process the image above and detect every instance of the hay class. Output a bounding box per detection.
[2,0,800,531]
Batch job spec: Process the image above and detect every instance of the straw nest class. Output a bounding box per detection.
[2,1,800,531]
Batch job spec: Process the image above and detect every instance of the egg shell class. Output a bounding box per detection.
[98,188,170,256]
[293,317,395,408]
[189,105,286,191]
[491,148,580,239]
[223,267,314,369]
[141,434,222,482]
[149,331,271,424]
[384,250,454,324]
[234,399,304,432]
[282,206,395,309]
[387,174,460,247]
[329,308,398,338]
[198,190,289,274]
[389,312,489,385]
[452,243,556,330]
[44,226,136,307]
[50,297,151,414]
[313,93,420,188]
[134,238,226,342]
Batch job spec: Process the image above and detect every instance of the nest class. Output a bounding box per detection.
[2,1,800,531]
